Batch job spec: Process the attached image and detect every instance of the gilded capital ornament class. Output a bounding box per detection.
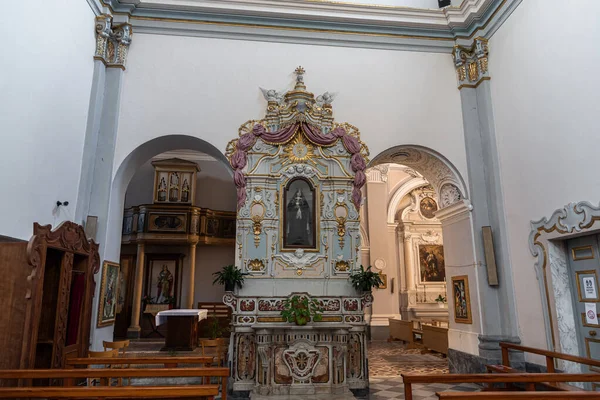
[452,37,489,89]
[94,14,132,69]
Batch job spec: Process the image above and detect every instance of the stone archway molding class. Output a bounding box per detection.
[387,176,430,224]
[529,201,600,370]
[370,145,467,209]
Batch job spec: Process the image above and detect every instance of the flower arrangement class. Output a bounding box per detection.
[281,295,323,326]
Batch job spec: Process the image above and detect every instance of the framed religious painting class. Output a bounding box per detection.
[97,261,120,327]
[420,196,438,219]
[452,275,472,324]
[144,254,183,308]
[418,245,446,283]
[282,178,317,250]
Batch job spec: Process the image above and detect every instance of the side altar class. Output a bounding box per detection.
[225,67,371,397]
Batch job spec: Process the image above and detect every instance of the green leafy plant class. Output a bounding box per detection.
[212,264,245,291]
[435,294,447,303]
[281,296,323,326]
[207,316,223,339]
[349,265,383,292]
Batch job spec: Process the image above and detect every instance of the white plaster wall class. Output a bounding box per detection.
[113,33,467,185]
[489,0,600,353]
[0,1,95,239]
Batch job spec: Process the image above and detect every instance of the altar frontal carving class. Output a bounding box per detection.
[225,68,371,396]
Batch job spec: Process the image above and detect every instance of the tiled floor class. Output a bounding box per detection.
[368,341,449,378]
[365,341,479,399]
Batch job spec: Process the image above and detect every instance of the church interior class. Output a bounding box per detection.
[2,0,600,398]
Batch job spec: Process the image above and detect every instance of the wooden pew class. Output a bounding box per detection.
[402,373,600,400]
[487,342,600,391]
[436,392,600,399]
[0,367,228,399]
[65,356,215,368]
[389,318,414,344]
[422,324,448,355]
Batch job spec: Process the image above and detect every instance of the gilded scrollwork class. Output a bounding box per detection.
[452,37,489,88]
[94,14,132,69]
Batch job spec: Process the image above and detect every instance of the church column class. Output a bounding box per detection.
[451,38,520,365]
[128,243,145,338]
[403,233,415,290]
[186,243,197,309]
[74,14,132,346]
[386,223,400,319]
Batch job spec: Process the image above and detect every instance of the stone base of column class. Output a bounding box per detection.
[127,326,141,339]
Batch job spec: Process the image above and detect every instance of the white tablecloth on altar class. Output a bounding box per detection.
[155,309,208,326]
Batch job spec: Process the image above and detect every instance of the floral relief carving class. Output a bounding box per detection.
[440,183,462,208]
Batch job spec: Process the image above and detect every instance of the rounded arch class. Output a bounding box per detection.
[386,176,429,224]
[369,145,468,209]
[101,134,233,261]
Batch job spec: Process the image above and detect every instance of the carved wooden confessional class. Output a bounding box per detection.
[0,222,99,371]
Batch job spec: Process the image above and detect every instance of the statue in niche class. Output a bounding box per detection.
[283,179,315,248]
[157,177,167,202]
[156,264,174,303]
[169,173,180,201]
[181,179,190,203]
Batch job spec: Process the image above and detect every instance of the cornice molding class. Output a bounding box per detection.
[93,0,521,53]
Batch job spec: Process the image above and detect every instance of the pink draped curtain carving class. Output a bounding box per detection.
[231,122,367,209]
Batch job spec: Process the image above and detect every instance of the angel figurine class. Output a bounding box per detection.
[316,91,337,107]
[259,88,286,104]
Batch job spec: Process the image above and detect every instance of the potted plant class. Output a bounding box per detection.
[281,295,323,326]
[207,316,223,340]
[349,265,384,293]
[212,264,245,292]
[163,295,176,309]
[435,294,447,307]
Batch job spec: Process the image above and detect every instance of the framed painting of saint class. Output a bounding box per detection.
[144,254,183,308]
[452,275,472,324]
[97,261,120,327]
[282,178,317,250]
[418,244,446,282]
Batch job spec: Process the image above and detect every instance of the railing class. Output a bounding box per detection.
[499,342,600,372]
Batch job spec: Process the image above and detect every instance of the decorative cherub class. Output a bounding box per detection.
[259,87,287,104]
[316,91,337,107]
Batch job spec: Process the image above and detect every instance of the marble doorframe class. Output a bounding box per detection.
[529,201,600,372]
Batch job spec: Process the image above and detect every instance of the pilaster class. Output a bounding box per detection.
[451,38,520,359]
[76,13,132,346]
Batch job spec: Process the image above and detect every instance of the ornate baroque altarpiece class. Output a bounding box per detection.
[225,68,372,396]
[227,67,370,279]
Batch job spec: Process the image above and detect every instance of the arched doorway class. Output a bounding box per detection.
[93,134,235,346]
[361,145,483,359]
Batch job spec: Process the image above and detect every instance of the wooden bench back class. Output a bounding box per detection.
[0,368,228,399]
[402,373,600,400]
[436,392,600,399]
[65,356,215,368]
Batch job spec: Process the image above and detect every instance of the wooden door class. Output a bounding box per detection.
[567,235,600,383]
[114,255,136,338]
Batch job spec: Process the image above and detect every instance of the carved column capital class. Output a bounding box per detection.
[452,37,489,89]
[95,14,132,69]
